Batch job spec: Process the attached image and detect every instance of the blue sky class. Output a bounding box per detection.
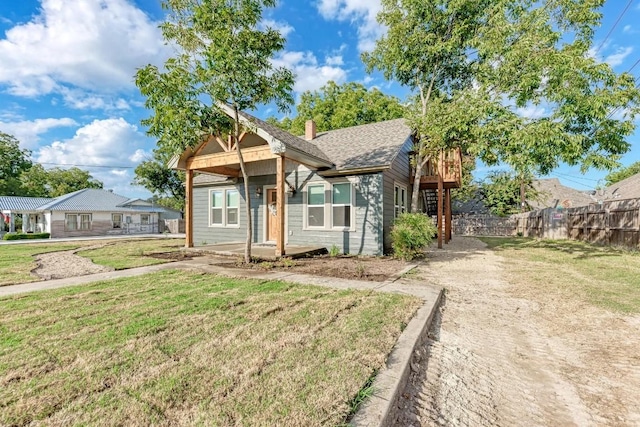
[0,0,639,199]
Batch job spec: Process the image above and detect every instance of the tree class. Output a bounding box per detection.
[605,161,640,186]
[480,171,538,217]
[364,0,640,213]
[0,132,32,196]
[133,158,185,211]
[20,165,103,197]
[267,81,405,134]
[136,0,294,263]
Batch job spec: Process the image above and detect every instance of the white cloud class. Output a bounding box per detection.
[35,118,151,195]
[316,0,383,52]
[58,88,131,111]
[326,55,344,66]
[129,149,149,163]
[0,0,169,98]
[0,117,78,149]
[272,51,347,93]
[604,46,634,67]
[261,19,294,37]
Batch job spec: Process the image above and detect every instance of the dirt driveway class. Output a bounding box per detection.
[395,237,640,427]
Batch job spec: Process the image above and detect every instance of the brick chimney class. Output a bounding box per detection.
[305,120,316,141]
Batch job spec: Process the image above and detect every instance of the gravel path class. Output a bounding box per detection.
[394,237,640,427]
[32,246,113,280]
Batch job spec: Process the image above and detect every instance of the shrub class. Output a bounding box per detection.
[390,213,436,261]
[3,232,51,241]
[329,244,341,257]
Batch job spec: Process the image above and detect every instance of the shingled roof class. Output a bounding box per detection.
[603,172,640,200]
[530,178,595,209]
[311,118,412,171]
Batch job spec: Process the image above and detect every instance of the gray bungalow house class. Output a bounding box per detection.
[171,105,462,256]
[0,189,181,238]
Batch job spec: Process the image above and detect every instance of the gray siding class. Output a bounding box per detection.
[192,166,384,255]
[382,137,413,252]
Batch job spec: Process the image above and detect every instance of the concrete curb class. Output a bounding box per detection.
[351,286,443,427]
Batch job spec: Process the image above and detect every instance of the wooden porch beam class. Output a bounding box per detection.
[199,166,240,177]
[445,188,452,244]
[214,135,229,152]
[185,169,194,248]
[231,131,247,151]
[275,155,286,257]
[187,146,278,170]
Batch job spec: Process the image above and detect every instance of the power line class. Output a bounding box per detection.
[593,0,635,56]
[551,171,600,182]
[549,174,595,189]
[38,162,135,169]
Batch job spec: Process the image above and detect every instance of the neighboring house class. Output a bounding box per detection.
[0,189,180,238]
[171,105,462,255]
[530,178,596,210]
[602,172,640,201]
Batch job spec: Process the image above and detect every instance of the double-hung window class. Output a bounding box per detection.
[65,214,77,231]
[307,185,325,227]
[305,181,354,230]
[80,214,92,230]
[394,184,407,218]
[140,214,150,225]
[210,188,240,227]
[112,213,122,229]
[332,183,351,228]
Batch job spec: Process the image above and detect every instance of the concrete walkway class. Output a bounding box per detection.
[0,256,442,427]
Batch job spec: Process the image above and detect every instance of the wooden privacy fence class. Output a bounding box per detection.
[513,198,640,249]
[566,199,640,248]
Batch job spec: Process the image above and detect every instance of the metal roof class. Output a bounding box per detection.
[2,189,170,213]
[0,196,53,211]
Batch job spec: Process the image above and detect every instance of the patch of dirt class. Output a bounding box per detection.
[221,255,411,282]
[33,245,113,280]
[147,251,199,261]
[393,237,640,426]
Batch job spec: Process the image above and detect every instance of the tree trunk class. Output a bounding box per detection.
[233,106,252,263]
[410,152,424,212]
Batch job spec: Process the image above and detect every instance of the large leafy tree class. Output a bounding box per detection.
[364,0,640,212]
[133,157,186,210]
[0,132,32,196]
[267,81,405,134]
[20,164,103,197]
[136,0,294,263]
[480,171,538,217]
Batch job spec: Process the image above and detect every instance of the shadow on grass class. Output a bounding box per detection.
[478,237,624,260]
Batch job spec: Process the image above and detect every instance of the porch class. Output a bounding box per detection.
[186,242,328,260]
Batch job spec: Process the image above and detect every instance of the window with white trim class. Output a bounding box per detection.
[210,188,240,227]
[306,185,325,227]
[65,214,77,231]
[394,184,407,218]
[227,190,239,225]
[332,182,351,228]
[140,214,150,225]
[80,214,92,230]
[112,213,122,229]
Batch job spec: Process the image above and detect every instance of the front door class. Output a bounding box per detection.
[267,189,278,241]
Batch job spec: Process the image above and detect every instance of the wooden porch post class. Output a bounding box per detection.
[185,169,194,248]
[437,170,443,249]
[445,188,452,244]
[275,155,286,257]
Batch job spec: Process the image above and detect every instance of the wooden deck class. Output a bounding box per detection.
[410,148,463,190]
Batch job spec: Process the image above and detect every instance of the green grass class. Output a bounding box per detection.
[0,270,421,426]
[0,242,93,286]
[77,239,183,270]
[0,239,184,286]
[479,237,640,313]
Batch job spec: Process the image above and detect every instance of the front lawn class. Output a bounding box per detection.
[77,238,184,270]
[480,237,640,313]
[0,270,421,426]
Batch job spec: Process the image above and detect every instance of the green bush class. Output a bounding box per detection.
[390,213,436,261]
[3,232,51,241]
